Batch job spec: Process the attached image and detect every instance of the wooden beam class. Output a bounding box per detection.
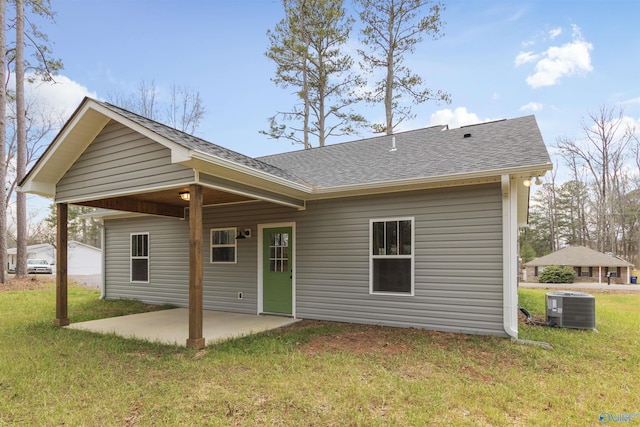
[55,203,69,327]
[186,184,205,349]
[77,197,185,218]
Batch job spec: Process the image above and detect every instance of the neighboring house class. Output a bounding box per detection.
[7,243,55,271]
[524,245,634,284]
[18,97,551,348]
[7,241,101,276]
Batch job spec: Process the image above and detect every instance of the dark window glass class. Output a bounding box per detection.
[373,259,411,293]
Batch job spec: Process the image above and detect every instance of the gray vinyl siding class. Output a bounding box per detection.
[103,202,296,313]
[57,121,194,201]
[295,184,504,336]
[103,183,505,336]
[104,216,190,306]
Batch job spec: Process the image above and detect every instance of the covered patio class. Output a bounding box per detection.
[18,98,308,349]
[66,309,300,346]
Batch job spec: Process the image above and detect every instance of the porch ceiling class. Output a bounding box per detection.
[76,186,253,218]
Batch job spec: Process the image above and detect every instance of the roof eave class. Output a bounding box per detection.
[186,150,313,195]
[306,163,553,199]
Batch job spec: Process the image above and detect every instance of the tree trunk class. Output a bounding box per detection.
[384,12,395,135]
[16,0,28,278]
[299,0,310,149]
[0,0,7,283]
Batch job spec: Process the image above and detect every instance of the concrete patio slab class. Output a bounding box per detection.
[66,309,300,346]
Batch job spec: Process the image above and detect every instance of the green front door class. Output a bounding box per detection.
[263,227,293,315]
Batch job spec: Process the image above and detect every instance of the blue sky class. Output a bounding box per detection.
[32,0,638,154]
[17,0,640,219]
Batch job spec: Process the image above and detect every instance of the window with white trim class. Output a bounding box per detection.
[211,228,237,263]
[580,266,591,277]
[370,218,414,295]
[130,233,149,282]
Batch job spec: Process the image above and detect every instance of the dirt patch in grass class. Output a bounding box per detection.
[301,330,410,356]
[297,323,436,357]
[0,275,53,292]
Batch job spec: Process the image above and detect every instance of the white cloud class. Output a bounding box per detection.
[514,51,539,66]
[517,25,593,88]
[549,27,562,39]
[520,102,543,111]
[621,97,640,105]
[8,73,98,121]
[429,107,497,128]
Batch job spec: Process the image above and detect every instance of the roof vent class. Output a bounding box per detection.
[390,136,397,152]
[463,133,472,138]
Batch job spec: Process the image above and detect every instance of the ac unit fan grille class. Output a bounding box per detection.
[561,297,595,329]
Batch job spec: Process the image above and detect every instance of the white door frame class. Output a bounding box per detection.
[257,222,296,317]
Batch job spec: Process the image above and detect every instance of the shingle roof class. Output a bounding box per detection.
[94,99,550,189]
[257,116,550,188]
[525,246,634,267]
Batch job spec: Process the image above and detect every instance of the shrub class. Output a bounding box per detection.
[538,265,576,283]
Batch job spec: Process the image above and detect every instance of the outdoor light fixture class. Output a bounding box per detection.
[535,176,543,185]
[236,228,251,239]
[523,178,531,187]
[179,191,191,201]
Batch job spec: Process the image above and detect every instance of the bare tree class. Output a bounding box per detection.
[107,79,206,134]
[15,0,27,277]
[0,0,6,282]
[166,84,206,134]
[5,0,63,278]
[557,106,634,253]
[356,0,451,134]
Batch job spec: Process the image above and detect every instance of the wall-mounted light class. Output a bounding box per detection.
[535,176,542,185]
[179,191,190,201]
[236,228,251,239]
[523,178,531,187]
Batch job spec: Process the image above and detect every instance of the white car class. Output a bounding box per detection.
[27,259,53,274]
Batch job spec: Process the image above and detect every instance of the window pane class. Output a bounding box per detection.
[373,222,384,255]
[373,259,411,293]
[213,247,235,262]
[399,220,411,255]
[386,221,398,255]
[131,259,148,282]
[281,233,288,247]
[131,234,148,257]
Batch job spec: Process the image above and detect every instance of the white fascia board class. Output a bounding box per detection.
[189,151,313,194]
[17,181,56,198]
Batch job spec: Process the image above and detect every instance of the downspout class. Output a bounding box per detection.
[100,220,106,299]
[501,175,518,338]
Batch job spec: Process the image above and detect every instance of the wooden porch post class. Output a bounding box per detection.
[54,203,69,326]
[186,184,205,349]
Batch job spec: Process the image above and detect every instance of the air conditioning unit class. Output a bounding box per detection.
[546,291,596,329]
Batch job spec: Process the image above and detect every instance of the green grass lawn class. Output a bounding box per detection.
[1,283,638,426]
